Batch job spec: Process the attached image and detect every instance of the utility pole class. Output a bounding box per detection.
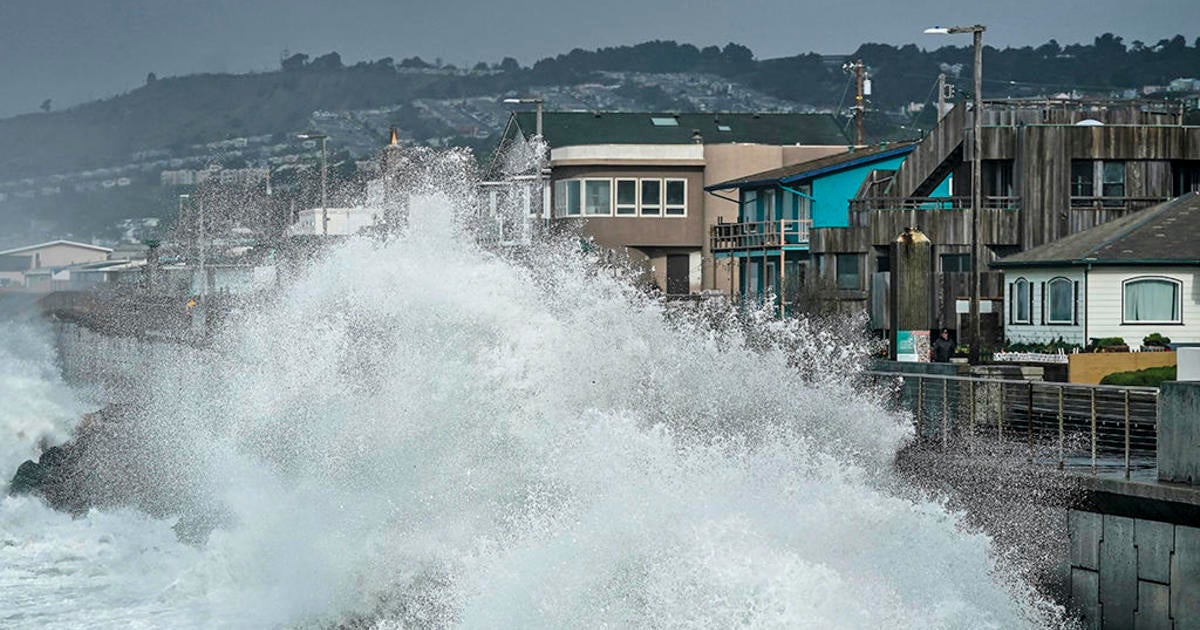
[937,73,948,121]
[925,24,987,364]
[298,133,329,235]
[845,59,867,145]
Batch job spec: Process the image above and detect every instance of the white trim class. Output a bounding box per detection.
[639,178,662,216]
[1121,275,1183,324]
[664,178,687,217]
[1046,276,1075,324]
[0,240,113,255]
[614,178,638,216]
[1012,277,1032,324]
[582,178,613,216]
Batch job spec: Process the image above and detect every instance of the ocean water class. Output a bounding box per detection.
[0,189,1066,628]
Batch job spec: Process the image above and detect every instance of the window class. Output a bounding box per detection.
[760,188,776,221]
[1102,161,1126,198]
[835,254,861,290]
[650,117,678,127]
[1071,160,1126,201]
[615,179,637,215]
[741,190,757,220]
[1046,277,1075,324]
[583,179,611,215]
[554,180,581,216]
[664,179,686,216]
[1011,278,1031,324]
[1070,161,1094,197]
[1124,277,1181,323]
[941,254,971,273]
[640,179,661,215]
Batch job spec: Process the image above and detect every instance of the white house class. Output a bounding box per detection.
[994,192,1200,347]
[0,240,113,289]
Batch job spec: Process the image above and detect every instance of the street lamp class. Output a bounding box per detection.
[298,132,329,235]
[503,97,548,234]
[926,24,985,364]
[503,97,544,138]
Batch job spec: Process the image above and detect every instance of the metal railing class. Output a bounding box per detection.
[849,195,1020,213]
[1068,196,1169,212]
[710,219,811,252]
[868,371,1159,478]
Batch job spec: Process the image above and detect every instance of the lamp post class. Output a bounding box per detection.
[298,133,329,235]
[503,97,547,233]
[179,193,206,299]
[503,97,544,138]
[926,24,985,364]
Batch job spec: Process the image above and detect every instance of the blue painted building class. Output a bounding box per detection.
[706,143,950,312]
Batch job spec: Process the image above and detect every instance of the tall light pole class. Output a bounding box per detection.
[503,97,544,138]
[503,97,547,233]
[298,133,329,235]
[926,24,985,364]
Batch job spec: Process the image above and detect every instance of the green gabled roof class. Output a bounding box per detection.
[706,142,915,190]
[993,192,1200,268]
[506,111,850,147]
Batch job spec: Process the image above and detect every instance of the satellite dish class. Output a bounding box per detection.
[1075,119,1104,126]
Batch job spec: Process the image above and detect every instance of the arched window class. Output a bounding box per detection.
[1047,277,1075,324]
[1011,278,1031,324]
[1123,277,1182,323]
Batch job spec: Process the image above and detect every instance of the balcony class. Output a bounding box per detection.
[711,219,811,253]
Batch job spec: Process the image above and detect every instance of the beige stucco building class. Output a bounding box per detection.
[493,112,852,294]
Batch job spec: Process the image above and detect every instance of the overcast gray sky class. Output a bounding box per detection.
[0,0,1195,118]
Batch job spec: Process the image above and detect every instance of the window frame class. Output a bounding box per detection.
[640,178,662,216]
[582,178,613,216]
[663,178,687,217]
[1045,276,1075,325]
[834,253,862,291]
[1122,276,1183,325]
[614,178,638,216]
[1010,277,1032,325]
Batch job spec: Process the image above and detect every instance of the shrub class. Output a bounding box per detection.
[1099,365,1177,387]
[1143,333,1172,348]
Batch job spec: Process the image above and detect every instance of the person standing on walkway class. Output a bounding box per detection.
[932,328,956,362]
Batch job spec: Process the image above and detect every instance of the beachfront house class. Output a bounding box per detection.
[993,192,1200,346]
[705,143,952,314]
[488,111,854,295]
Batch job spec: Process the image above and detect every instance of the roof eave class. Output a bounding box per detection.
[993,258,1200,269]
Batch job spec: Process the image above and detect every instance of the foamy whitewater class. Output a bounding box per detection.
[1,179,1065,627]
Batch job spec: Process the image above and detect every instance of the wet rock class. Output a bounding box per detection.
[9,460,49,495]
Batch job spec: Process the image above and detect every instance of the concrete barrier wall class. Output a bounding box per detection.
[1159,381,1200,485]
[1068,352,1176,385]
[1069,509,1200,629]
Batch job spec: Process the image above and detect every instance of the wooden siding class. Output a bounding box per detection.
[1002,267,1086,346]
[891,104,965,197]
[849,208,1020,248]
[1086,267,1200,344]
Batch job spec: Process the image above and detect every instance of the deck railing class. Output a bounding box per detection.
[1068,196,1168,212]
[710,219,812,252]
[867,371,1159,478]
[849,195,1021,213]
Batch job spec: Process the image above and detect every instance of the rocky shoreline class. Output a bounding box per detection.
[8,404,228,543]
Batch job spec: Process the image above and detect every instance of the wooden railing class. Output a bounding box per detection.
[849,195,1021,213]
[710,219,812,252]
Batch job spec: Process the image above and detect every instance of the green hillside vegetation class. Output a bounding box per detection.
[2,34,1197,180]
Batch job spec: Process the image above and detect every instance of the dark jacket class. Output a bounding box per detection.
[931,336,956,362]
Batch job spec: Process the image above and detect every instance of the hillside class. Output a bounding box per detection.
[0,35,1196,245]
